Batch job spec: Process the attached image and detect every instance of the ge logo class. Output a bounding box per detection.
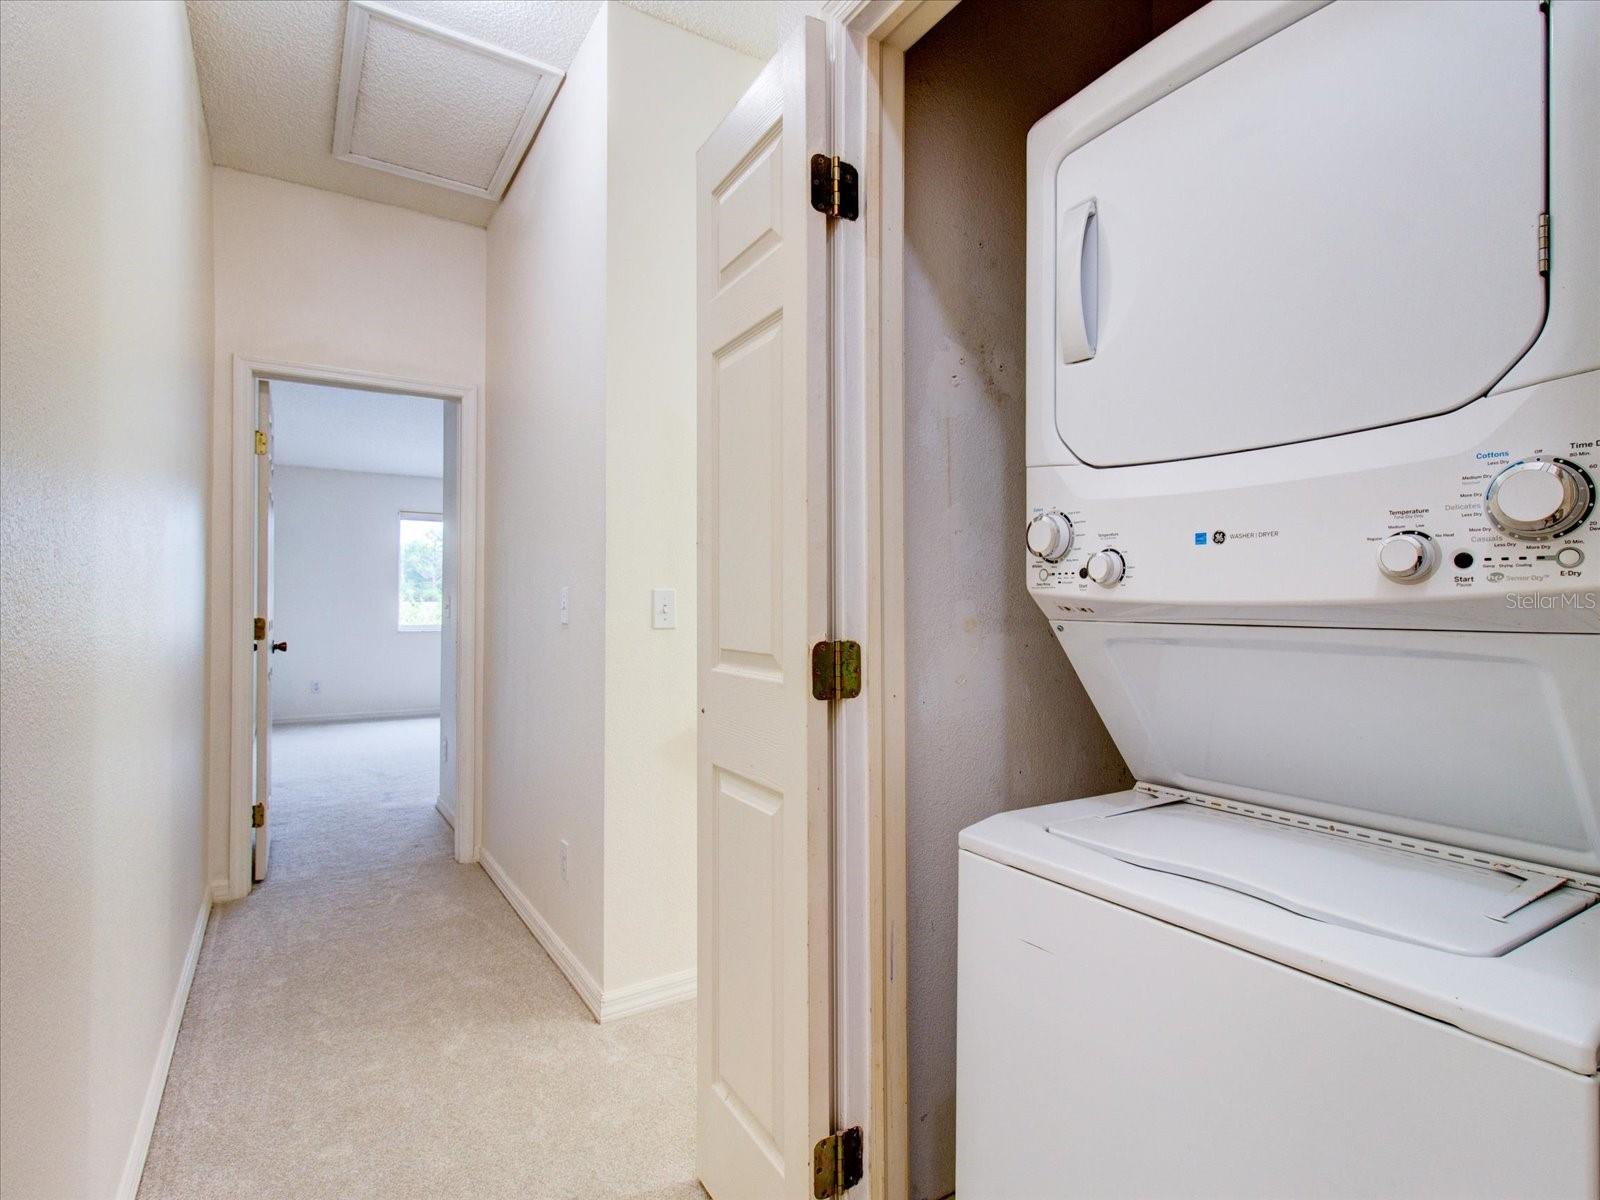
[1212,530,1227,544]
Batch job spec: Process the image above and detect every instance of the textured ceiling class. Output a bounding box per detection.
[272,382,445,478]
[187,1,816,227]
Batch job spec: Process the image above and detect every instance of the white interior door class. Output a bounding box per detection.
[253,379,276,882]
[697,18,834,1199]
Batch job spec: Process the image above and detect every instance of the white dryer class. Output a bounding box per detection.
[957,1,1600,1197]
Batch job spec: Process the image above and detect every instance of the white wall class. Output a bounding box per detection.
[209,168,486,890]
[601,3,761,996]
[484,6,611,988]
[271,466,444,724]
[0,3,213,1197]
[902,2,1185,1195]
[483,5,759,1006]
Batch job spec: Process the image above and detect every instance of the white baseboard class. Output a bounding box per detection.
[117,896,211,1200]
[272,707,440,727]
[478,850,695,1023]
[435,796,456,829]
[479,848,604,1021]
[600,967,697,1021]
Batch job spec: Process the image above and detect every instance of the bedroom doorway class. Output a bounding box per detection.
[222,361,482,899]
[254,381,453,885]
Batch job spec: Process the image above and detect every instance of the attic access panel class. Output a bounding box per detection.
[334,0,563,201]
[1050,0,1546,466]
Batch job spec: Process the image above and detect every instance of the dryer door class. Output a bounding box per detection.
[1051,0,1546,467]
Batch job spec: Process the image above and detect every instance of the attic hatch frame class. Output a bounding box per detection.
[332,0,564,201]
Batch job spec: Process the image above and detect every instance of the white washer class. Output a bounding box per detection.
[958,1,1600,1196]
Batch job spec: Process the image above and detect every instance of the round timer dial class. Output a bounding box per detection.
[1026,512,1074,562]
[1484,458,1594,540]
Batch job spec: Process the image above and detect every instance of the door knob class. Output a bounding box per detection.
[270,641,288,653]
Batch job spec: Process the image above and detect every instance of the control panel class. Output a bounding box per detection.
[1025,372,1599,632]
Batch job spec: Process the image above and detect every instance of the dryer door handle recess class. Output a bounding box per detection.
[1058,198,1098,363]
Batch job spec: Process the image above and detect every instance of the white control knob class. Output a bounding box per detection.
[1086,549,1125,586]
[1485,458,1594,539]
[1026,512,1073,562]
[1377,532,1438,583]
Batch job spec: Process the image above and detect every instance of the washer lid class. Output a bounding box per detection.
[960,795,1600,1073]
[1049,0,1546,466]
[1049,800,1594,957]
[1057,623,1600,881]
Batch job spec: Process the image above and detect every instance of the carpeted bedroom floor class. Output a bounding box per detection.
[137,717,701,1200]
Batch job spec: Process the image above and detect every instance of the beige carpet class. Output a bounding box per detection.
[137,718,702,1200]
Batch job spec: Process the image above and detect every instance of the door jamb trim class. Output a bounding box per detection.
[824,3,956,1196]
[217,355,484,900]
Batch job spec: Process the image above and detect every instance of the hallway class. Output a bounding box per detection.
[137,719,699,1200]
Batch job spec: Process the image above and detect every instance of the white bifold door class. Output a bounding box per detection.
[253,379,277,882]
[696,17,834,1200]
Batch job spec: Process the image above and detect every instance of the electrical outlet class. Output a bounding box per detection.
[560,586,570,626]
[651,587,676,630]
[559,839,570,882]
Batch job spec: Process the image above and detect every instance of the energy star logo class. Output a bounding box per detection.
[1194,532,1207,545]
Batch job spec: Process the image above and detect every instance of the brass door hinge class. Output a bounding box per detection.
[1538,212,1550,275]
[813,1126,863,1198]
[810,154,859,221]
[253,616,267,641]
[811,640,862,701]
[251,802,266,828]
[254,429,268,455]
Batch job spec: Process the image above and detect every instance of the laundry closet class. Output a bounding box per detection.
[896,0,1600,1197]
[897,2,1204,1195]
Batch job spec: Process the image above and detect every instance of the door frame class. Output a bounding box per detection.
[820,2,955,1197]
[219,355,484,900]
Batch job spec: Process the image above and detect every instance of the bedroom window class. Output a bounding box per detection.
[398,513,443,631]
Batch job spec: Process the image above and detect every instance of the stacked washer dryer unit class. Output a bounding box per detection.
[956,1,1600,1197]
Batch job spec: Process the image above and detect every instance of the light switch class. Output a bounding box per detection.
[652,587,676,629]
[560,586,570,626]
